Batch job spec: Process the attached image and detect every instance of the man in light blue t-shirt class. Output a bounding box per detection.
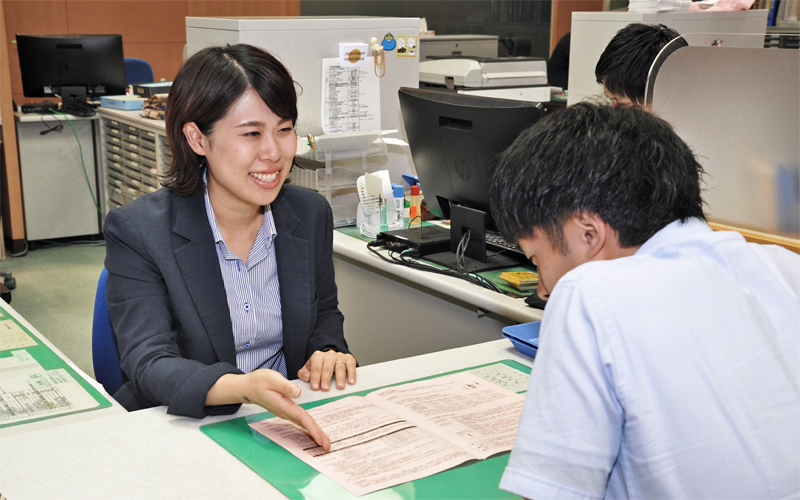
[490,103,800,500]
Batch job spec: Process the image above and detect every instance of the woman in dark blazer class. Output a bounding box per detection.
[104,44,356,450]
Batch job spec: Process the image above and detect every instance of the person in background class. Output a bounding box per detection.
[547,32,570,90]
[104,44,357,450]
[491,103,799,499]
[595,23,683,109]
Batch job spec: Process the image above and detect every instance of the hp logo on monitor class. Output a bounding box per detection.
[456,158,472,181]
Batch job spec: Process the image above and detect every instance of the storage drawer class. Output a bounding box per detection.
[106,126,122,138]
[106,135,122,146]
[142,175,159,189]
[106,152,123,164]
[141,130,157,142]
[121,123,141,135]
[106,143,124,155]
[107,177,125,190]
[124,141,141,154]
[106,119,121,130]
[122,149,141,162]
[124,133,139,143]
[140,136,156,151]
[140,147,156,161]
[140,157,157,171]
[108,186,125,205]
[107,159,124,175]
[125,175,143,191]
[122,158,141,175]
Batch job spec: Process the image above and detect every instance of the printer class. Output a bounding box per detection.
[419,56,551,102]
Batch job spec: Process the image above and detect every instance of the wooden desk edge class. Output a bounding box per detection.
[709,222,800,254]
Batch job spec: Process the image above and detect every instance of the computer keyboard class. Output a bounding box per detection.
[486,231,526,256]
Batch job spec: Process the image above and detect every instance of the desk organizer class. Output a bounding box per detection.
[100,95,145,111]
[502,321,540,358]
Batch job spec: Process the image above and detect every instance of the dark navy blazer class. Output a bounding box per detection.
[104,184,348,418]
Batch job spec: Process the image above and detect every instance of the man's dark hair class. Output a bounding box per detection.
[163,44,298,196]
[595,23,682,106]
[490,103,705,250]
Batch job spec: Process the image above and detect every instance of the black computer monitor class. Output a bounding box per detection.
[398,87,544,271]
[16,34,126,109]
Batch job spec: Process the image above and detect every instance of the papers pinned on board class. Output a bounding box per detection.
[321,58,381,135]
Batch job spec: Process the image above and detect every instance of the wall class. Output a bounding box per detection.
[550,0,604,52]
[301,0,552,58]
[3,0,299,104]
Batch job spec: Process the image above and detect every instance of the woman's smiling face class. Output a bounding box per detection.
[191,88,297,212]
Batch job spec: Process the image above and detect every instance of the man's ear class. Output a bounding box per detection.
[572,211,606,260]
[183,122,208,157]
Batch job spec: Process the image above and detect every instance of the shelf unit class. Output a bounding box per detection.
[97,108,169,215]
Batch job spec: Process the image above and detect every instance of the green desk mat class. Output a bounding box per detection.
[336,225,536,299]
[0,304,111,428]
[201,359,531,499]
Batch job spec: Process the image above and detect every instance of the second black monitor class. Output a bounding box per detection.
[398,87,544,221]
[398,87,544,270]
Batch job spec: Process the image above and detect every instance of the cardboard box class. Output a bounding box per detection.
[100,95,145,111]
[133,81,172,98]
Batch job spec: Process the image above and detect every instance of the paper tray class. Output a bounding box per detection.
[502,321,541,358]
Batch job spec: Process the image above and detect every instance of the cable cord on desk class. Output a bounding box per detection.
[366,240,503,294]
[48,110,105,220]
[60,99,96,118]
[39,113,63,135]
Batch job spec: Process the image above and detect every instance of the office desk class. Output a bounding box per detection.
[0,339,532,500]
[332,231,543,365]
[0,302,127,438]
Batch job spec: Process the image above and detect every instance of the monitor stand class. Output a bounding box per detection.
[424,205,524,273]
[60,86,87,112]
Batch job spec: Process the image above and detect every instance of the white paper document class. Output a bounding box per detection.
[0,349,99,423]
[321,57,381,135]
[250,371,525,496]
[0,319,38,351]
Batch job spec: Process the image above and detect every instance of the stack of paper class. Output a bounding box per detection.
[499,271,538,291]
[628,0,691,12]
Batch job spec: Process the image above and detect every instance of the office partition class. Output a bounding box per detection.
[646,33,799,238]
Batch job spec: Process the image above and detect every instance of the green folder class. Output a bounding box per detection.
[201,359,531,499]
[0,305,111,428]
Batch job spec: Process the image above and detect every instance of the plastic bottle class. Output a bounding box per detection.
[393,184,405,227]
[409,185,422,227]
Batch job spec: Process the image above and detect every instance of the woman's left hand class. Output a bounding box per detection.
[298,350,357,391]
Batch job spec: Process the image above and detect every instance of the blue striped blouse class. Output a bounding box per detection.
[203,177,286,377]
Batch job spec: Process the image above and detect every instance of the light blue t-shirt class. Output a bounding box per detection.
[500,218,800,500]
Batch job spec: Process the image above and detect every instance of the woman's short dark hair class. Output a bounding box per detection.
[490,103,705,250]
[595,23,682,106]
[162,44,298,196]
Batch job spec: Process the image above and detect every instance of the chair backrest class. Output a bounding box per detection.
[124,57,154,86]
[92,268,127,395]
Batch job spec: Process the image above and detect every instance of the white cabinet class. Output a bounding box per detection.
[15,113,101,241]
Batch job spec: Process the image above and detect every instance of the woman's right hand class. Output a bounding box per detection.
[206,370,331,451]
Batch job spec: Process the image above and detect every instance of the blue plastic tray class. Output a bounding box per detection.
[502,321,541,358]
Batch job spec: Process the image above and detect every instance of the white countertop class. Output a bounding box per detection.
[332,231,543,325]
[0,339,532,500]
